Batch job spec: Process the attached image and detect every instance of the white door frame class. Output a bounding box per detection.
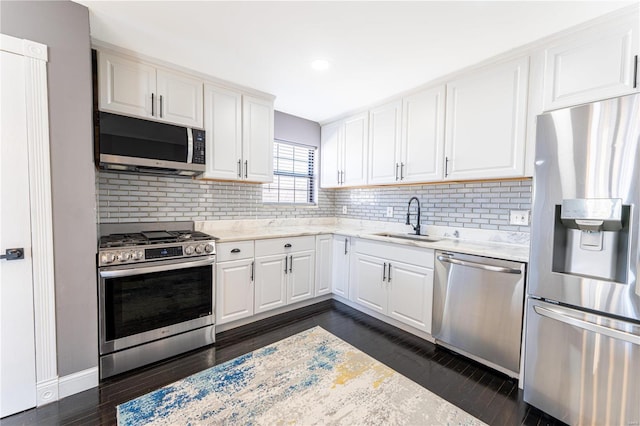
[1,33,58,407]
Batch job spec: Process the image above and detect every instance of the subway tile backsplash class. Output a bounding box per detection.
[96,171,531,233]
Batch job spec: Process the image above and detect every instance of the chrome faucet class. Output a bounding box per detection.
[406,197,421,235]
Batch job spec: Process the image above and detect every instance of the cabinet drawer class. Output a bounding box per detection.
[255,236,315,256]
[355,238,434,268]
[216,241,254,262]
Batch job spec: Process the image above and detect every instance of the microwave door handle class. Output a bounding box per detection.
[187,128,194,164]
[99,256,215,278]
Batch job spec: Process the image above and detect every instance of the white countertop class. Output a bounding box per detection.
[196,218,530,263]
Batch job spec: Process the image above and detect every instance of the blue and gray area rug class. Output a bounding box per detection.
[117,326,485,425]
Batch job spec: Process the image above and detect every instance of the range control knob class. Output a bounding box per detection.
[117,252,131,262]
[184,245,195,255]
[131,250,144,260]
[101,252,116,265]
[204,243,214,254]
[195,244,205,254]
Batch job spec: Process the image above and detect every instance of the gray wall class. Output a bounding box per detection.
[274,111,320,147]
[1,1,98,376]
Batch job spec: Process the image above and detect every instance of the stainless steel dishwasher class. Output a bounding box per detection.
[432,251,526,377]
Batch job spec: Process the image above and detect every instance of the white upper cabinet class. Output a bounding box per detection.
[98,51,203,128]
[242,95,274,182]
[202,84,243,180]
[156,69,204,128]
[401,85,446,183]
[320,112,368,188]
[342,112,369,187]
[444,56,529,180]
[542,12,639,111]
[368,100,402,185]
[202,87,274,183]
[320,120,342,188]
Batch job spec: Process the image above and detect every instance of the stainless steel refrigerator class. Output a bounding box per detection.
[525,93,640,425]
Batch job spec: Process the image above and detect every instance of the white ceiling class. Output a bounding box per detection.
[76,1,633,123]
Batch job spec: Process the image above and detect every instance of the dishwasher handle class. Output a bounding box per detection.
[437,255,522,274]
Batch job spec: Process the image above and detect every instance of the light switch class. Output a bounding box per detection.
[510,210,530,226]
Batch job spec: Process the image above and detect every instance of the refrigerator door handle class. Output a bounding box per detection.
[533,305,640,346]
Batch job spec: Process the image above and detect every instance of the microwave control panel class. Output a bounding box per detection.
[192,129,206,165]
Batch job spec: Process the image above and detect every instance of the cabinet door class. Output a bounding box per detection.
[156,69,204,128]
[202,84,243,180]
[351,253,387,314]
[343,112,369,186]
[368,101,402,185]
[332,236,350,298]
[254,254,286,314]
[543,13,639,111]
[320,120,342,188]
[98,52,156,119]
[288,250,315,304]
[315,235,333,296]
[242,95,274,182]
[401,86,445,183]
[216,258,254,325]
[445,57,528,181]
[387,261,433,333]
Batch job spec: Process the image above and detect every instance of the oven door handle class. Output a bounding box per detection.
[99,256,216,278]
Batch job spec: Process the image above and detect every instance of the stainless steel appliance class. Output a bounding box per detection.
[98,222,217,379]
[433,251,526,377]
[96,111,206,176]
[525,93,640,425]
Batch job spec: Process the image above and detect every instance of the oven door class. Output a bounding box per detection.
[98,256,215,355]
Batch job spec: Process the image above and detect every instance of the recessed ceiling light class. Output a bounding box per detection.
[310,59,330,71]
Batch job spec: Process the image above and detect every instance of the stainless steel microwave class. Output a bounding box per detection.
[96,112,206,177]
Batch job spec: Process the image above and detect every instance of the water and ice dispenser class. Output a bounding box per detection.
[552,198,630,283]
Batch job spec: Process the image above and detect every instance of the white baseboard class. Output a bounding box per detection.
[58,366,99,399]
[36,378,59,407]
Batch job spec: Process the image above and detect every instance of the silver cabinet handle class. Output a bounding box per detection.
[388,263,392,282]
[395,163,399,181]
[250,261,254,281]
[383,262,387,281]
[237,159,242,178]
[151,93,155,116]
[344,238,348,255]
[244,160,248,178]
[337,170,340,184]
[437,255,522,274]
[400,163,404,180]
[445,156,450,177]
[289,255,293,273]
[533,305,640,346]
[159,95,163,118]
[284,256,288,274]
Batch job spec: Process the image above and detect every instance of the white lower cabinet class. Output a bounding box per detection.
[254,236,315,315]
[332,235,351,298]
[215,241,255,325]
[254,254,288,313]
[351,239,434,333]
[315,235,333,296]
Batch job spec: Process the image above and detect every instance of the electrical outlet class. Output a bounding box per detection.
[386,207,393,218]
[342,205,347,214]
[510,210,530,226]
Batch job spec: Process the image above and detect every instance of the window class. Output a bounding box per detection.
[263,141,316,204]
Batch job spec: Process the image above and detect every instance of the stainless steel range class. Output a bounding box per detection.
[98,221,217,379]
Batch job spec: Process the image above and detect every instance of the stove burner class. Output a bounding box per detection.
[99,230,216,249]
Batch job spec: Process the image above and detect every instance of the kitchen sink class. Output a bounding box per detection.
[373,232,442,243]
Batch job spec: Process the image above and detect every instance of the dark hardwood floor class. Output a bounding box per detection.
[2,301,564,425]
